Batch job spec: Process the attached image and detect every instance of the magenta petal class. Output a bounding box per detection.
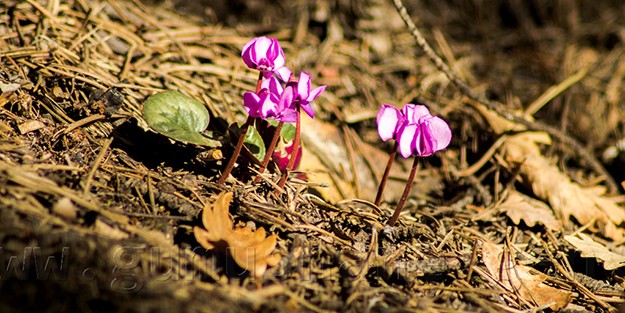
[253,37,272,62]
[243,92,261,117]
[263,76,283,93]
[276,108,299,123]
[272,43,286,69]
[278,85,295,111]
[259,95,277,119]
[241,46,256,69]
[275,67,292,82]
[307,85,326,102]
[241,37,258,57]
[263,77,284,103]
[397,124,417,158]
[300,103,314,119]
[266,38,278,60]
[376,105,402,141]
[423,116,452,152]
[402,104,430,124]
[414,124,434,156]
[297,72,311,100]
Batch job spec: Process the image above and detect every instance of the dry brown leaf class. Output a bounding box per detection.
[474,101,625,241]
[193,192,281,278]
[481,241,572,310]
[564,234,625,270]
[501,191,562,231]
[501,132,625,241]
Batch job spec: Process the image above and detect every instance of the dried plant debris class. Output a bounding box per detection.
[481,241,573,311]
[501,191,562,231]
[193,192,281,278]
[2,0,625,312]
[501,132,625,241]
[565,234,625,271]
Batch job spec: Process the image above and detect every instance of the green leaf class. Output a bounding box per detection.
[280,122,296,141]
[266,120,296,141]
[142,91,221,147]
[266,119,280,127]
[244,125,266,161]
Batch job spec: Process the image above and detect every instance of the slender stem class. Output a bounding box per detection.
[277,108,301,189]
[374,141,398,207]
[218,73,264,185]
[218,116,254,185]
[388,157,419,226]
[254,121,284,183]
[254,73,264,93]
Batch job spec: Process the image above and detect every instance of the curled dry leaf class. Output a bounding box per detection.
[564,233,625,270]
[501,132,625,241]
[193,192,281,278]
[481,241,572,310]
[474,102,625,241]
[501,191,562,231]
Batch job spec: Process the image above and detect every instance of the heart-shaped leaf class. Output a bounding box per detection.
[244,125,266,161]
[143,91,220,147]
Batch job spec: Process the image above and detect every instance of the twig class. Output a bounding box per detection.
[82,137,113,196]
[391,0,619,194]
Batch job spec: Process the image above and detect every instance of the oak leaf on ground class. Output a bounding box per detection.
[564,233,625,270]
[193,192,281,278]
[501,132,625,241]
[481,241,572,310]
[501,191,562,231]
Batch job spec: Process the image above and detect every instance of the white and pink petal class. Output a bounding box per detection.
[376,105,402,141]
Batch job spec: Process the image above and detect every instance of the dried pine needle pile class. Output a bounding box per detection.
[1,0,625,312]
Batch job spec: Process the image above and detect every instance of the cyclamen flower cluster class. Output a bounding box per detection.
[241,37,326,123]
[219,36,326,188]
[377,104,451,158]
[243,73,324,123]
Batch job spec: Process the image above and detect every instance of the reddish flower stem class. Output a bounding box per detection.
[374,141,398,207]
[218,73,263,185]
[387,157,420,226]
[277,107,301,189]
[254,121,284,183]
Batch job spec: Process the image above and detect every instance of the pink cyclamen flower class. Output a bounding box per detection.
[396,112,451,158]
[244,73,326,123]
[377,104,451,158]
[376,103,431,141]
[244,76,283,119]
[278,72,326,120]
[243,76,299,123]
[241,36,291,81]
